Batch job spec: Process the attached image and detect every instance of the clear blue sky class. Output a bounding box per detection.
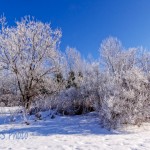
[0,0,150,58]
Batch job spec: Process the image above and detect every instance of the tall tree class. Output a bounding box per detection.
[0,16,61,111]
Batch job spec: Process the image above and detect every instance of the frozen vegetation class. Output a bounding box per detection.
[0,16,150,149]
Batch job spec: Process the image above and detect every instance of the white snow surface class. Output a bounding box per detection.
[0,107,150,150]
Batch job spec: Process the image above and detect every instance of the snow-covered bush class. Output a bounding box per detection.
[98,37,150,129]
[51,86,94,115]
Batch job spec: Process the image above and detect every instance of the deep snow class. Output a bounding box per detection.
[0,107,150,150]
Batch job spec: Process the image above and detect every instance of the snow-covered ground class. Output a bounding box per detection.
[0,108,150,150]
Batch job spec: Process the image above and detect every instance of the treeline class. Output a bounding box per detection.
[0,16,150,129]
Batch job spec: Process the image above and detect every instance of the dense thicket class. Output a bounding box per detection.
[0,17,150,128]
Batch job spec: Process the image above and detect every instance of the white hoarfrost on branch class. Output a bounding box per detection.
[0,17,149,129]
[0,16,62,111]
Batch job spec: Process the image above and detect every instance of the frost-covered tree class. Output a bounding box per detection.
[0,16,61,111]
[65,47,84,88]
[98,37,150,129]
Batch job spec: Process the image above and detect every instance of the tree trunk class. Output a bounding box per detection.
[22,95,31,113]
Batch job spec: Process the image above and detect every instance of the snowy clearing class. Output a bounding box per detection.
[0,109,150,150]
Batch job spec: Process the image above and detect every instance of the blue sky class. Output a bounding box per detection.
[0,0,150,58]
